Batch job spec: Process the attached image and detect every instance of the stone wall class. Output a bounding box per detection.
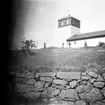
[10,70,105,105]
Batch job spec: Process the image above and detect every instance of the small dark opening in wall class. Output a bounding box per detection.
[74,41,76,44]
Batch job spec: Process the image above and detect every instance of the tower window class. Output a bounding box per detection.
[61,21,63,26]
[72,20,75,25]
[76,22,79,27]
[67,20,69,24]
[76,22,78,26]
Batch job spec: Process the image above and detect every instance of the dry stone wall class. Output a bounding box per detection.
[10,70,105,105]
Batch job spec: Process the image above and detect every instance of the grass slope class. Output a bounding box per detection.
[8,47,105,72]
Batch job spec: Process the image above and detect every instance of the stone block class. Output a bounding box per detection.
[57,72,81,80]
[69,80,77,88]
[42,87,54,97]
[102,73,105,80]
[81,75,90,80]
[59,100,70,105]
[90,78,96,83]
[76,85,86,93]
[96,75,104,81]
[56,85,66,90]
[76,83,93,93]
[88,71,98,78]
[23,91,41,99]
[81,72,87,76]
[39,72,56,77]
[34,81,44,91]
[59,89,79,100]
[26,72,34,78]
[66,85,71,89]
[53,79,67,85]
[49,97,57,102]
[15,77,27,84]
[60,100,73,105]
[90,101,105,105]
[85,83,93,92]
[79,80,87,85]
[15,72,25,78]
[52,88,60,96]
[67,101,75,105]
[75,100,87,105]
[101,87,105,97]
[93,82,104,88]
[79,88,103,102]
[44,83,51,88]
[40,76,52,82]
[35,72,40,79]
[26,79,36,85]
[42,98,49,103]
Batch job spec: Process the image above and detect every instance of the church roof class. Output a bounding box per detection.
[67,30,105,41]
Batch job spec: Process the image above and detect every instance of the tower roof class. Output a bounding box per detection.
[58,15,80,22]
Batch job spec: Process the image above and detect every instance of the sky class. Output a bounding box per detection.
[12,0,105,49]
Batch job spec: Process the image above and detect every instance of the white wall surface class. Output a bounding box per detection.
[70,37,105,48]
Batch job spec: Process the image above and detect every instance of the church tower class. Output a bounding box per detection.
[58,15,80,47]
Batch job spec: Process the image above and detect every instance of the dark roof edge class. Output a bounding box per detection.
[58,16,80,22]
[67,34,105,42]
[76,30,105,36]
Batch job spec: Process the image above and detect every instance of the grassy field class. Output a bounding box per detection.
[8,47,105,73]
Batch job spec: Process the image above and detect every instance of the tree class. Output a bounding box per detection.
[21,39,37,50]
[21,39,37,56]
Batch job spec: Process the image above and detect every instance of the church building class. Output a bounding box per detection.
[58,15,105,48]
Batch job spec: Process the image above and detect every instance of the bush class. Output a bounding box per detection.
[21,49,37,56]
[102,43,105,48]
[98,42,105,47]
[28,50,37,56]
[21,39,37,56]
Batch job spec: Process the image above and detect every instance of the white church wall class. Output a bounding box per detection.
[70,37,105,48]
[70,40,85,48]
[70,26,80,37]
[86,37,105,46]
[57,26,72,48]
[57,25,80,48]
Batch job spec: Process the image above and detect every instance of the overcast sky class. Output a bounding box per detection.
[12,0,105,49]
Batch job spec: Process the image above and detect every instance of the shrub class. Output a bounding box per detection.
[102,43,105,48]
[98,42,105,47]
[21,38,37,56]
